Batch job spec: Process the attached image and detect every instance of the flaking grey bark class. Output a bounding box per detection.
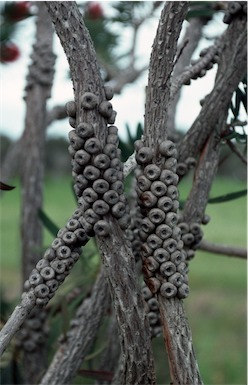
[45,2,156,384]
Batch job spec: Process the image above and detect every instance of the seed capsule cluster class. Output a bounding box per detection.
[22,209,87,307]
[223,1,247,24]
[135,140,189,299]
[16,308,48,352]
[176,156,197,178]
[178,221,203,261]
[66,95,130,237]
[141,282,162,338]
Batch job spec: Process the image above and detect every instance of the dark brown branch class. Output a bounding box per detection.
[45,2,156,384]
[178,14,247,163]
[198,239,247,259]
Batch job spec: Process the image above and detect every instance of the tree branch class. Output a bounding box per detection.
[198,240,247,259]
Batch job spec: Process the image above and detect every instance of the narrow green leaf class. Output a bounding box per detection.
[38,208,59,237]
[208,189,247,204]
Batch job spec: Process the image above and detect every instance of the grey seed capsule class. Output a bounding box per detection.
[140,191,157,208]
[68,145,76,158]
[84,137,101,154]
[57,227,67,238]
[142,264,154,278]
[165,212,178,227]
[74,228,89,245]
[111,202,126,218]
[84,208,100,224]
[111,180,124,194]
[228,1,242,14]
[142,286,153,300]
[176,163,188,177]
[144,256,160,272]
[34,283,49,299]
[147,234,163,250]
[141,217,155,234]
[103,143,117,159]
[62,231,77,245]
[168,272,184,287]
[93,179,109,194]
[181,233,195,246]
[141,243,153,258]
[78,197,90,212]
[147,311,159,325]
[160,169,179,186]
[51,260,66,274]
[71,159,82,174]
[36,259,49,271]
[44,248,56,262]
[177,262,188,275]
[185,157,197,169]
[77,122,94,138]
[118,213,131,230]
[144,164,161,181]
[170,250,183,265]
[153,248,170,264]
[189,222,202,235]
[74,184,82,197]
[52,237,64,250]
[178,222,189,234]
[36,297,49,307]
[134,140,144,151]
[164,157,177,172]
[150,181,167,197]
[71,250,80,262]
[159,140,177,158]
[172,226,181,241]
[160,282,177,298]
[93,200,110,215]
[177,283,189,299]
[156,224,172,240]
[81,92,98,109]
[145,277,161,294]
[66,219,80,231]
[99,100,113,118]
[137,174,151,192]
[83,187,98,203]
[46,279,59,293]
[68,130,85,150]
[103,189,119,205]
[104,86,114,100]
[65,100,76,118]
[57,245,71,259]
[56,273,66,283]
[167,185,178,200]
[83,165,101,181]
[76,174,89,189]
[93,220,110,236]
[139,229,149,241]
[107,133,119,146]
[135,147,153,164]
[63,257,74,270]
[93,153,111,169]
[187,249,195,260]
[75,149,91,166]
[24,279,31,291]
[29,273,43,287]
[148,208,165,225]
[108,125,118,135]
[147,297,159,312]
[202,214,210,225]
[69,117,76,128]
[157,196,173,213]
[163,238,178,253]
[110,157,123,170]
[40,266,55,281]
[103,168,118,183]
[160,261,176,277]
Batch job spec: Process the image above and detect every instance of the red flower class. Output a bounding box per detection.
[86,2,104,20]
[0,42,20,63]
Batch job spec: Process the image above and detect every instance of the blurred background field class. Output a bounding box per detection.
[0,172,246,385]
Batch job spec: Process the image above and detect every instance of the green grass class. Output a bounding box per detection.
[0,175,247,384]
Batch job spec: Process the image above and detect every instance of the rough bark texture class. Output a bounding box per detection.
[40,268,109,385]
[45,2,156,384]
[18,4,56,383]
[178,14,247,163]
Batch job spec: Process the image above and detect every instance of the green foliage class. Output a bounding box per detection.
[186,1,218,20]
[119,122,143,161]
[208,189,247,204]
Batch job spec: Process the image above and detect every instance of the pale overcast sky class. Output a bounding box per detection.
[0,4,228,143]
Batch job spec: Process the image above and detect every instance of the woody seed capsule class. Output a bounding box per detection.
[84,137,101,154]
[150,181,167,197]
[81,92,98,109]
[160,282,177,298]
[99,101,113,118]
[144,164,161,181]
[83,165,101,181]
[93,153,111,169]
[135,147,153,164]
[65,101,76,118]
[57,245,71,258]
[159,140,177,157]
[93,220,110,236]
[153,248,170,264]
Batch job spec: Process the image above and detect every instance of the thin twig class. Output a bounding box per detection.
[227,140,247,165]
[198,240,247,259]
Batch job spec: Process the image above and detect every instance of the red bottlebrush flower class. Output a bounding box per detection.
[86,2,104,20]
[0,42,20,63]
[4,2,31,22]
